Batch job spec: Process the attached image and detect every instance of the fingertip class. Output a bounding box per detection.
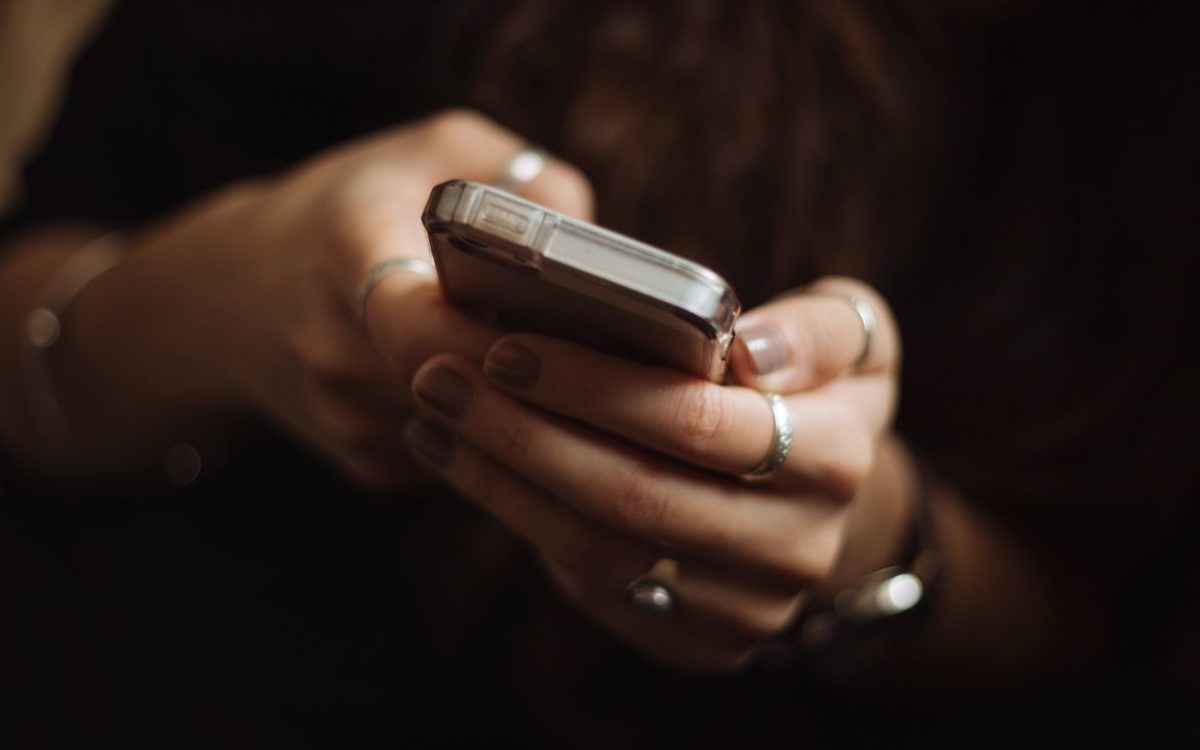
[522,160,596,222]
[728,334,760,387]
[731,320,791,386]
[484,336,542,391]
[410,351,473,400]
[404,417,456,469]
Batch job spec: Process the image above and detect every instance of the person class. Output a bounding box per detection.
[1,0,1197,746]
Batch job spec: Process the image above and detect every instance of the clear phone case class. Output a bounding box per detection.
[423,180,740,381]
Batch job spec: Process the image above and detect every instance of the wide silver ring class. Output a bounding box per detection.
[819,291,876,371]
[625,558,679,616]
[743,392,794,480]
[495,145,548,191]
[355,257,436,324]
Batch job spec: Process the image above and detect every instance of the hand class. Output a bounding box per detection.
[70,110,592,484]
[405,277,904,671]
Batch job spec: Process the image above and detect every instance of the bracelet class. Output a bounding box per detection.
[17,233,125,444]
[758,449,942,669]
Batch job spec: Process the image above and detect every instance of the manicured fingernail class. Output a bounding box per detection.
[405,419,455,467]
[485,341,540,389]
[737,324,790,375]
[413,366,472,417]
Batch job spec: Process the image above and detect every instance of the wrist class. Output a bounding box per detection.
[3,228,244,485]
[64,236,245,450]
[19,233,124,445]
[758,435,942,672]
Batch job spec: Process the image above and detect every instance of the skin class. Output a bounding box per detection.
[0,110,592,484]
[404,278,914,672]
[0,109,1103,682]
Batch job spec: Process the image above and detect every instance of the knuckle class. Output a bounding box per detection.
[551,534,612,580]
[292,329,358,387]
[325,184,393,259]
[423,108,490,146]
[715,592,801,638]
[608,459,670,531]
[321,402,387,448]
[547,163,596,216]
[371,287,444,371]
[821,429,875,501]
[307,350,350,387]
[810,277,901,368]
[811,314,843,376]
[783,313,821,371]
[785,304,840,379]
[742,599,803,641]
[373,320,417,373]
[493,419,536,464]
[371,313,418,372]
[673,383,727,456]
[775,534,838,588]
[288,326,331,373]
[727,611,784,645]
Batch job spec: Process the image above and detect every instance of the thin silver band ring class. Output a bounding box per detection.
[495,145,548,191]
[818,291,877,371]
[355,257,436,324]
[743,392,794,481]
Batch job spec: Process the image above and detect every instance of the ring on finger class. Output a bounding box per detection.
[494,145,548,191]
[626,557,680,615]
[813,291,877,371]
[742,392,794,481]
[355,257,436,324]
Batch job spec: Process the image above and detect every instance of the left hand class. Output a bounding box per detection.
[405,277,902,671]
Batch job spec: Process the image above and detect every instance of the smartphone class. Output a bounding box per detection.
[422,180,740,381]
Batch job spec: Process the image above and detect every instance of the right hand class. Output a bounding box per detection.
[82,109,593,485]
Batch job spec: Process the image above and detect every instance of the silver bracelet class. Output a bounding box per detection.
[757,450,942,670]
[18,233,125,443]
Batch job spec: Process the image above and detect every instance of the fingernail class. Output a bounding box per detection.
[737,324,790,375]
[413,366,473,417]
[485,341,540,389]
[405,419,455,467]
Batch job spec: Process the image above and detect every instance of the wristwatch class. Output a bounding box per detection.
[757,453,942,669]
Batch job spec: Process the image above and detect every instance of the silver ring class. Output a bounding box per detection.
[625,558,679,615]
[818,291,876,371]
[743,392,794,480]
[355,257,435,323]
[495,145,548,191]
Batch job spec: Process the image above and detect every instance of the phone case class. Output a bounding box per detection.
[422,180,740,381]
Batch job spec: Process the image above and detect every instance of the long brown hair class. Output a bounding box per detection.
[449,0,941,305]
[447,0,1200,683]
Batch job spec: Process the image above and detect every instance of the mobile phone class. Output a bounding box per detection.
[422,180,740,381]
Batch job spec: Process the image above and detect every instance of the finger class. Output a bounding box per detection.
[348,110,594,365]
[403,109,595,221]
[406,415,815,651]
[485,333,776,473]
[275,389,415,489]
[615,554,806,645]
[322,109,594,318]
[483,334,890,488]
[729,276,900,393]
[543,559,757,673]
[365,277,504,376]
[403,416,656,584]
[407,414,806,631]
[411,357,842,581]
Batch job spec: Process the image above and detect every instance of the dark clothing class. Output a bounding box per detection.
[3,1,1199,747]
